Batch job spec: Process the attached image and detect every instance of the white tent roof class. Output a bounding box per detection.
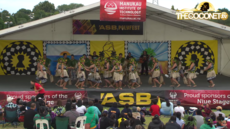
[0,2,230,39]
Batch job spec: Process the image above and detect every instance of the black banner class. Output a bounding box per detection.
[73,20,143,35]
[87,90,166,107]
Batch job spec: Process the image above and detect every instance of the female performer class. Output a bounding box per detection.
[150,57,162,88]
[103,58,112,87]
[92,61,102,89]
[170,58,180,87]
[55,58,62,86]
[110,60,123,90]
[128,58,140,89]
[86,59,96,87]
[187,59,197,87]
[60,58,69,89]
[76,57,86,89]
[36,58,47,86]
[204,60,216,87]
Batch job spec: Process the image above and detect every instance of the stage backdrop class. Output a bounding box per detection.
[90,41,125,57]
[43,41,90,75]
[126,41,171,74]
[171,40,218,74]
[0,40,43,75]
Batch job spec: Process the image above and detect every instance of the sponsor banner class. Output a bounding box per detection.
[73,20,143,35]
[100,0,146,22]
[87,90,165,106]
[171,40,218,75]
[0,91,87,107]
[90,41,125,57]
[0,40,43,75]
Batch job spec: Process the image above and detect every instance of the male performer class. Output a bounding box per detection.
[67,55,78,85]
[140,51,149,75]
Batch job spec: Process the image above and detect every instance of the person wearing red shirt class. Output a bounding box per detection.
[149,99,160,116]
[30,80,45,101]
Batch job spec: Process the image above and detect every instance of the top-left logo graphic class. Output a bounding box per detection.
[104,2,117,15]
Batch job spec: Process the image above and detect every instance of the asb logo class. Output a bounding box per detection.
[104,2,117,15]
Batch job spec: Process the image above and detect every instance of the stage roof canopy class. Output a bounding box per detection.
[0,2,230,39]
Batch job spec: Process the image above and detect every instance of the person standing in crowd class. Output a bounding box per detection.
[187,59,197,87]
[43,54,53,83]
[160,98,173,116]
[194,110,204,129]
[149,99,160,116]
[92,51,99,61]
[31,80,45,100]
[85,106,99,129]
[67,54,77,85]
[148,114,165,129]
[165,116,181,129]
[108,102,120,120]
[88,101,101,117]
[64,104,80,127]
[76,100,86,116]
[24,103,37,129]
[174,101,185,117]
[139,51,149,75]
[200,117,215,129]
[94,99,103,115]
[204,60,216,87]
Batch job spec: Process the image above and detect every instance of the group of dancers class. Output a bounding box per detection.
[35,52,217,90]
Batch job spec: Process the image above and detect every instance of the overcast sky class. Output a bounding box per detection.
[0,0,229,14]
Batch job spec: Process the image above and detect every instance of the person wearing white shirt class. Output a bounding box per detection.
[76,100,86,116]
[193,109,204,129]
[174,101,185,117]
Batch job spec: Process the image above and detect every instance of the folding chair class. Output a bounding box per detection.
[35,119,50,129]
[71,116,86,129]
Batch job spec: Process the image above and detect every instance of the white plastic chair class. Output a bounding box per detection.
[35,119,50,129]
[71,116,86,129]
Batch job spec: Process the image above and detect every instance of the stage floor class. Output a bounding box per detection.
[0,75,229,91]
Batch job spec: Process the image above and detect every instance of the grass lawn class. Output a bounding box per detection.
[1,108,230,129]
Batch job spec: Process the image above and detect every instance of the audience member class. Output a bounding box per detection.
[119,120,131,129]
[99,110,110,129]
[27,96,38,111]
[33,106,52,129]
[137,107,145,124]
[121,104,132,119]
[209,112,216,124]
[149,99,160,116]
[24,103,37,129]
[71,97,77,105]
[94,99,103,114]
[174,101,185,117]
[5,97,18,109]
[165,116,181,129]
[194,110,204,129]
[132,119,144,129]
[148,114,165,129]
[128,112,136,128]
[76,99,86,116]
[64,104,80,127]
[65,99,72,111]
[106,119,116,129]
[200,104,211,117]
[216,114,225,128]
[88,101,101,117]
[108,102,120,120]
[214,106,225,119]
[132,106,141,120]
[160,98,173,116]
[182,116,197,129]
[110,113,117,124]
[175,112,185,127]
[200,117,215,129]
[117,113,127,127]
[53,99,66,115]
[85,106,99,129]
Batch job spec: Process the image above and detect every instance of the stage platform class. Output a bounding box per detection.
[0,75,229,91]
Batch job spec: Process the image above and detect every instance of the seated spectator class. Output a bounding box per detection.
[106,119,116,129]
[45,102,52,114]
[24,103,37,129]
[200,104,211,117]
[149,99,160,116]
[148,114,165,129]
[118,120,131,129]
[165,116,181,129]
[174,101,185,117]
[121,104,132,119]
[64,104,80,127]
[132,106,140,120]
[209,112,216,124]
[214,106,225,119]
[34,106,52,129]
[94,99,103,114]
[200,117,215,129]
[137,107,145,124]
[76,100,86,116]
[18,104,26,122]
[216,114,225,128]
[99,110,110,129]
[160,98,173,116]
[117,113,127,127]
[132,119,144,129]
[71,97,77,105]
[128,112,136,128]
[27,96,38,112]
[65,99,72,111]
[110,113,117,125]
[194,109,204,129]
[88,101,101,117]
[108,102,120,120]
[4,97,19,124]
[182,116,197,129]
[175,112,184,127]
[0,105,4,124]
[53,99,66,115]
[85,106,99,129]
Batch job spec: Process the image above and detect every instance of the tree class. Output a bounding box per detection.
[171,5,175,10]
[14,9,31,24]
[33,1,55,13]
[194,3,199,9]
[56,3,84,12]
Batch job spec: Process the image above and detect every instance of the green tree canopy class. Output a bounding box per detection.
[33,1,55,13]
[171,5,175,10]
[56,3,84,12]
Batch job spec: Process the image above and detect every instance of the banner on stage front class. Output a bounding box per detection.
[0,40,43,75]
[90,41,125,57]
[171,40,218,74]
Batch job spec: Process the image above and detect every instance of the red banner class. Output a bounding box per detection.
[100,0,146,22]
[166,90,230,109]
[0,91,87,107]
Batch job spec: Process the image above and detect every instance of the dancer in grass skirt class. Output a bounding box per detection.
[36,58,47,86]
[75,57,86,89]
[110,60,123,90]
[60,58,69,89]
[170,58,180,87]
[150,57,162,88]
[55,58,63,86]
[187,59,197,87]
[204,60,216,87]
[103,58,113,87]
[128,58,140,89]
[92,61,102,89]
[43,54,53,82]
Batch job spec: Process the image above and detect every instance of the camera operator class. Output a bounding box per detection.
[30,80,45,101]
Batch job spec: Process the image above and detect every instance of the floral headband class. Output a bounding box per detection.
[190,59,195,63]
[153,58,158,62]
[129,58,135,63]
[206,60,213,63]
[115,60,121,64]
